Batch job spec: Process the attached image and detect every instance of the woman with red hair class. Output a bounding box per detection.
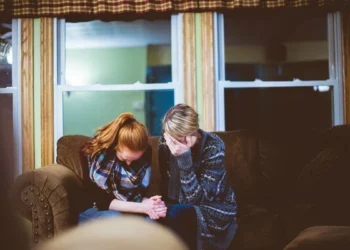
[80,112,166,222]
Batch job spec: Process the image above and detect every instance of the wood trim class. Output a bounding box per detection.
[183,13,197,110]
[40,18,54,166]
[342,11,350,124]
[21,19,35,172]
[200,13,215,131]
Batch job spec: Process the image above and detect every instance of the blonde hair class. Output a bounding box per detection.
[82,113,148,157]
[162,104,199,138]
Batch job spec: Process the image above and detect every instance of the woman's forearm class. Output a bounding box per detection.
[109,199,146,214]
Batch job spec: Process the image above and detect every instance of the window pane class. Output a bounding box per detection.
[224,87,332,132]
[63,90,174,136]
[224,12,328,81]
[65,19,172,86]
[0,22,13,87]
[0,94,14,163]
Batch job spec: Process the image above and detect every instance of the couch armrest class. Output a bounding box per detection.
[12,164,85,246]
[283,226,350,250]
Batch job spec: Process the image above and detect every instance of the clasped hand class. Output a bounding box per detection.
[142,195,167,220]
[164,133,195,156]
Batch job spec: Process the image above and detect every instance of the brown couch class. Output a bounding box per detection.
[12,125,350,249]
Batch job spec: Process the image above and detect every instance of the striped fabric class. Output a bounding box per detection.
[0,0,349,18]
[88,146,151,203]
[198,0,349,9]
[3,0,197,18]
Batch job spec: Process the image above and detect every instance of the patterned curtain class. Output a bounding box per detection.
[198,0,349,9]
[0,0,349,19]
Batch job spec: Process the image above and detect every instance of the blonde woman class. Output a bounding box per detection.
[158,104,238,250]
[79,113,166,222]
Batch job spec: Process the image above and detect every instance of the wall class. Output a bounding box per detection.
[63,47,147,136]
[225,41,328,64]
[145,42,328,65]
[147,45,171,66]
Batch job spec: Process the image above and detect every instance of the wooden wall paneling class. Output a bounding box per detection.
[183,13,197,110]
[200,13,215,131]
[21,19,35,172]
[40,18,54,166]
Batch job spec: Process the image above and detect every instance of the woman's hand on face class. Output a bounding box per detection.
[164,133,195,156]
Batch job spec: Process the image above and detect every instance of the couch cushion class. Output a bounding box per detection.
[296,147,350,206]
[295,126,350,225]
[257,129,319,206]
[229,204,283,250]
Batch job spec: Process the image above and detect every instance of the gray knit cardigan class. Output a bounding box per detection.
[158,130,238,250]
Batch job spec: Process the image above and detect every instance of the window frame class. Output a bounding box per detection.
[0,19,21,175]
[214,12,344,131]
[54,15,184,149]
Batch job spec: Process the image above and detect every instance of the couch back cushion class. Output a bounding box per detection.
[145,136,162,197]
[257,129,319,205]
[56,135,163,184]
[295,125,350,219]
[145,131,260,202]
[56,135,91,179]
[56,131,261,203]
[214,131,260,203]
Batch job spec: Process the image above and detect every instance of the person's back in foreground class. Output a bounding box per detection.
[35,216,187,250]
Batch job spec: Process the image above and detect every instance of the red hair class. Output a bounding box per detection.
[82,113,148,157]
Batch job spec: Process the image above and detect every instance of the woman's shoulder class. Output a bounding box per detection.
[202,131,225,148]
[88,148,113,164]
[201,131,225,156]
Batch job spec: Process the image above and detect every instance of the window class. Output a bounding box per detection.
[215,11,343,132]
[55,16,183,142]
[0,20,21,175]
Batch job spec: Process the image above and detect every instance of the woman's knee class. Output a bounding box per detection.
[98,210,122,218]
[167,204,196,221]
[79,208,122,224]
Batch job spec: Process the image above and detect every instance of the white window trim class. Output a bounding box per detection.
[13,19,22,176]
[54,15,183,158]
[214,12,344,131]
[0,19,21,176]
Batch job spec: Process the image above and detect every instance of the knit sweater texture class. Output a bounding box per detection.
[159,130,238,250]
